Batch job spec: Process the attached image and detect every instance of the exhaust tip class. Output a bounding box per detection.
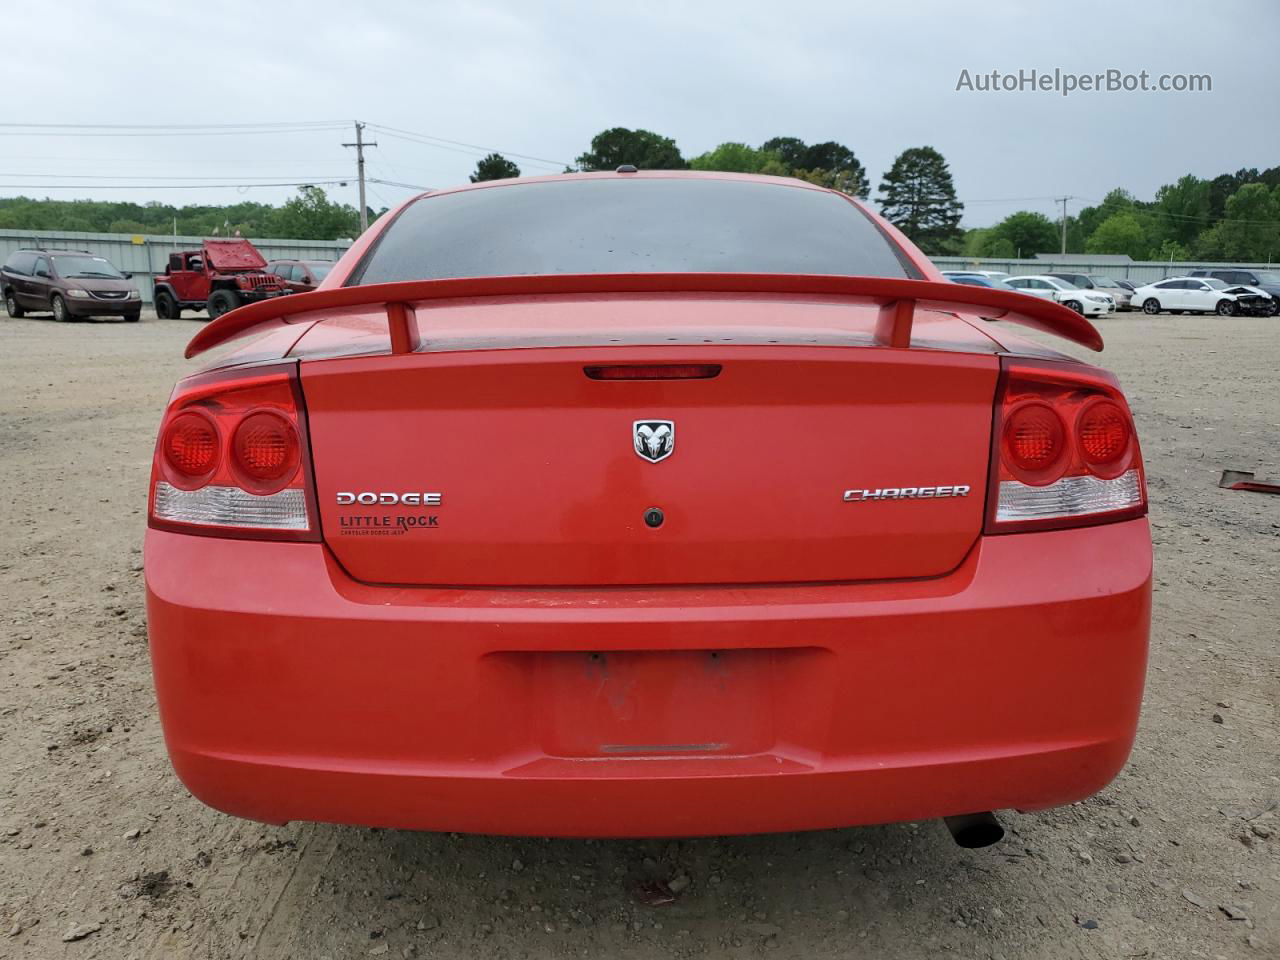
[943,812,1004,848]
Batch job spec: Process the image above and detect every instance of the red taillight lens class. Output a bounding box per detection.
[148,364,318,541]
[1077,400,1131,466]
[232,411,300,490]
[1003,402,1066,476]
[162,411,219,481]
[986,359,1146,534]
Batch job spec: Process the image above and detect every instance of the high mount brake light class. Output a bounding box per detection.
[986,359,1146,534]
[584,364,722,381]
[148,364,319,541]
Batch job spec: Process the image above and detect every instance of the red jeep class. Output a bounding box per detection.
[153,238,288,320]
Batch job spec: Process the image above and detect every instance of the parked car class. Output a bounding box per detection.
[1187,268,1280,315]
[941,269,1013,283]
[153,238,290,320]
[1130,277,1273,316]
[1115,280,1139,293]
[941,271,1016,291]
[1045,273,1134,311]
[2,249,141,322]
[146,171,1150,842]
[1004,275,1114,316]
[267,259,333,294]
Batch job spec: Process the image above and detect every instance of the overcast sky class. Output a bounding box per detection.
[2,0,1276,228]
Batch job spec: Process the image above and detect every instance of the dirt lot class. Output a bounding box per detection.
[1,308,1276,960]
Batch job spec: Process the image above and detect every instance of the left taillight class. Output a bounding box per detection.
[148,363,320,541]
[985,358,1147,534]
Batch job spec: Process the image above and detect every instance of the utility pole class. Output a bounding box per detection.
[343,121,377,233]
[1055,196,1073,255]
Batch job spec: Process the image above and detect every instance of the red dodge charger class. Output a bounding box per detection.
[145,171,1151,844]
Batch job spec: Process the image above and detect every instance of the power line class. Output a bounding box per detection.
[0,125,348,139]
[0,155,356,165]
[367,123,569,169]
[0,172,345,181]
[0,179,351,190]
[0,121,345,130]
[369,177,433,192]
[964,195,1066,204]
[1069,196,1280,226]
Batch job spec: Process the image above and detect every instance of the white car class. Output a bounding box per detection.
[1130,277,1274,316]
[1003,275,1114,316]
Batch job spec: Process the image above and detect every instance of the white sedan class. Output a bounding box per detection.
[1003,275,1114,316]
[1130,277,1273,316]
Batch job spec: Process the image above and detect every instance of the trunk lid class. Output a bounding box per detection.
[300,300,999,586]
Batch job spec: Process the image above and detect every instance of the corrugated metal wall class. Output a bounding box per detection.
[3,227,1274,304]
[0,229,351,304]
[930,257,1279,284]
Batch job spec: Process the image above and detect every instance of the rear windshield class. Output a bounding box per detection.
[351,178,916,284]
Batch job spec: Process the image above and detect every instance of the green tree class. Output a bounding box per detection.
[269,186,361,240]
[758,137,870,197]
[795,142,868,196]
[1150,175,1209,248]
[760,137,808,169]
[689,142,786,174]
[787,168,864,197]
[1207,168,1260,219]
[1074,189,1138,245]
[1150,238,1191,262]
[1085,213,1149,259]
[575,128,687,171]
[876,146,964,254]
[1062,215,1088,254]
[963,227,1016,258]
[1195,183,1280,261]
[470,153,520,182]
[988,211,1059,258]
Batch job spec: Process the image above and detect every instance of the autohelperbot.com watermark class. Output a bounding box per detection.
[955,68,1211,97]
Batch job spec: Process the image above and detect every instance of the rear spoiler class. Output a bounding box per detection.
[184,273,1103,359]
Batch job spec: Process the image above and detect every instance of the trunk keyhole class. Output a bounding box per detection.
[644,507,664,528]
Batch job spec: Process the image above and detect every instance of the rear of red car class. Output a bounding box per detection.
[145,173,1150,838]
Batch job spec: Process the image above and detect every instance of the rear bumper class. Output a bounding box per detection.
[145,520,1151,837]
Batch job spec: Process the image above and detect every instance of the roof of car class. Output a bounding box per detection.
[12,248,94,256]
[411,169,841,205]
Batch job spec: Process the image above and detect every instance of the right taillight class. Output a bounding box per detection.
[985,359,1147,534]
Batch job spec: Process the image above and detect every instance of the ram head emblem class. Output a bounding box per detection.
[633,420,675,463]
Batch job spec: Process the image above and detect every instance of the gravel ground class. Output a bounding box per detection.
[0,309,1277,959]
